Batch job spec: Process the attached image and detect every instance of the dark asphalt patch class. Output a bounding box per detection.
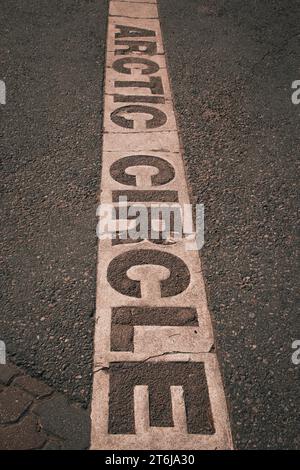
[158,0,300,449]
[0,0,108,406]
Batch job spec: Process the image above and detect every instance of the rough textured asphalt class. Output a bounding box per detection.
[0,0,299,450]
[158,0,299,449]
[0,0,107,406]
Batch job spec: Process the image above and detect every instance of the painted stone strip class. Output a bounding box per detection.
[91,0,233,450]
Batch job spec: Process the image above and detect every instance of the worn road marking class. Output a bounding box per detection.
[91,0,233,449]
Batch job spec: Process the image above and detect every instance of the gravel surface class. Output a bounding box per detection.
[0,0,108,406]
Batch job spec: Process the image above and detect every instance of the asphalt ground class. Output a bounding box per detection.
[158,0,299,449]
[0,0,299,449]
[0,0,108,406]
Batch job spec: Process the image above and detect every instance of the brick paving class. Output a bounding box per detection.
[0,363,90,450]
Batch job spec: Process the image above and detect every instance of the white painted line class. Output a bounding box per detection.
[116,0,157,4]
[109,1,158,18]
[91,0,233,450]
[103,130,181,152]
